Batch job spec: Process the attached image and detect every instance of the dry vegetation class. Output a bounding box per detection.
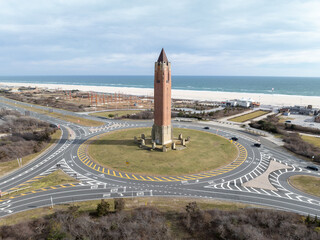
[290,175,320,197]
[0,109,57,163]
[301,135,320,149]
[174,107,249,120]
[0,130,61,177]
[90,110,143,119]
[0,99,104,127]
[250,114,320,162]
[2,92,87,112]
[0,201,319,240]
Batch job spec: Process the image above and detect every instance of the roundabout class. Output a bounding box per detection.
[2,96,320,220]
[76,127,248,182]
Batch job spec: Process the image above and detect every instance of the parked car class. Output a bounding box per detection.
[231,137,238,141]
[285,120,292,123]
[254,143,261,147]
[307,166,318,171]
[203,126,210,129]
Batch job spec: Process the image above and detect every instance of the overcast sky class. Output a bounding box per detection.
[0,0,320,76]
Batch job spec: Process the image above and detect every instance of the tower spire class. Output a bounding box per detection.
[157,48,168,63]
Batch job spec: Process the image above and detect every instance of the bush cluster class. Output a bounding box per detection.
[1,201,320,240]
[0,202,170,240]
[0,109,56,162]
[127,111,154,120]
[250,114,320,162]
[2,92,86,112]
[182,202,320,240]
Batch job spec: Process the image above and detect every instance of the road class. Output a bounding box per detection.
[1,96,320,218]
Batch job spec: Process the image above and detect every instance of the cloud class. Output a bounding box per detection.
[0,0,320,76]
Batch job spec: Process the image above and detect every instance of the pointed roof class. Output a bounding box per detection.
[157,48,168,62]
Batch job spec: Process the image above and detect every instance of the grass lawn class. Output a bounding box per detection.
[0,99,104,127]
[289,175,320,197]
[301,135,320,149]
[0,197,256,227]
[229,110,269,123]
[88,128,238,176]
[0,130,62,177]
[2,169,79,199]
[90,110,142,118]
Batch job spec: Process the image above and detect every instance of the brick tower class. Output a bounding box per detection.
[152,48,172,145]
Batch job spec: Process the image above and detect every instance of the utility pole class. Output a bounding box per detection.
[50,196,54,209]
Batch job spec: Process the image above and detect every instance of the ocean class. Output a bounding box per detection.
[0,75,320,97]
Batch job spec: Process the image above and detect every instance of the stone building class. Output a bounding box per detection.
[152,49,172,145]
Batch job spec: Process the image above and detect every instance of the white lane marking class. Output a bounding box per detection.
[271,190,281,197]
[285,193,293,199]
[260,189,271,196]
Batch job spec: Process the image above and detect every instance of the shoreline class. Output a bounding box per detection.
[1,81,320,108]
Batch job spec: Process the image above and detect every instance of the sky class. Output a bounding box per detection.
[0,0,320,76]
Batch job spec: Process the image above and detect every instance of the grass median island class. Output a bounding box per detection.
[90,110,142,118]
[0,129,62,177]
[229,110,269,123]
[3,169,79,199]
[88,128,237,176]
[289,175,320,197]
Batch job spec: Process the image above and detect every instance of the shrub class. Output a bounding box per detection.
[114,198,125,212]
[96,199,110,217]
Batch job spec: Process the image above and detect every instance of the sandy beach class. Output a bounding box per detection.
[1,81,320,108]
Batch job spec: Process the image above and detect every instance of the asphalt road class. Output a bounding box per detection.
[1,96,320,218]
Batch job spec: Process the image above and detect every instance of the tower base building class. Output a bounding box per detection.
[152,125,172,145]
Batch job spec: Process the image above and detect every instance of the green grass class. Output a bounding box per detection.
[289,175,320,197]
[301,135,320,149]
[88,128,238,176]
[229,110,269,123]
[0,197,256,226]
[0,130,62,177]
[90,110,142,118]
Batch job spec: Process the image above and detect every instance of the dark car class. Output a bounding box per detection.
[231,137,238,141]
[285,120,292,123]
[307,166,318,171]
[254,143,261,147]
[203,126,210,129]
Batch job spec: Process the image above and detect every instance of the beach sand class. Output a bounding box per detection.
[1,82,320,108]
